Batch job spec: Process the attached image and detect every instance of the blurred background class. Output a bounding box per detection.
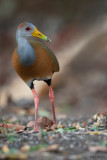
[0,0,107,120]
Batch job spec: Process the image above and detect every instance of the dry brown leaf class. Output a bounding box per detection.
[26,121,34,128]
[7,124,25,131]
[40,144,59,152]
[0,123,25,132]
[73,123,82,130]
[84,121,86,127]
[20,144,30,152]
[2,145,9,153]
[73,123,77,127]
[93,112,107,121]
[89,145,107,152]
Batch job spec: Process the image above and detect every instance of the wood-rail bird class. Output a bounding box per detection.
[12,22,59,132]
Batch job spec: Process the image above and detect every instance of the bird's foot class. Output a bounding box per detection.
[52,122,58,129]
[53,121,58,126]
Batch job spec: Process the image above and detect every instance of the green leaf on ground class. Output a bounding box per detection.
[41,131,48,136]
[64,127,76,132]
[30,143,47,152]
[7,134,17,142]
[99,141,107,146]
[90,126,99,131]
[55,127,76,133]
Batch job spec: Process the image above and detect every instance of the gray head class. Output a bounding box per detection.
[16,22,51,42]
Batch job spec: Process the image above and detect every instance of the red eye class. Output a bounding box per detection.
[25,27,31,31]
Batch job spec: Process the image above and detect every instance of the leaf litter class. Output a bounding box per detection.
[0,110,106,160]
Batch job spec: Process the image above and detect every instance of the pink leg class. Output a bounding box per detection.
[31,89,39,132]
[49,86,57,126]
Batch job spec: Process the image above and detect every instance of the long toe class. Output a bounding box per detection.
[52,123,58,129]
